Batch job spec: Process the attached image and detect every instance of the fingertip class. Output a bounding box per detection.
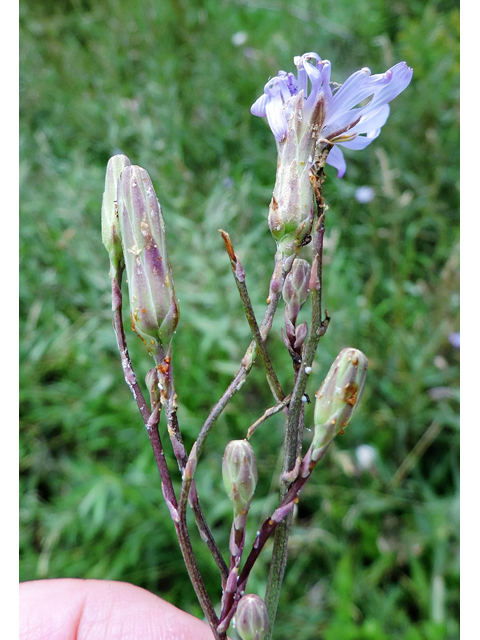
[20,579,220,640]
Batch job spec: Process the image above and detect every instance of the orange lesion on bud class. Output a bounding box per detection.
[347,392,358,407]
[157,356,170,375]
[343,382,358,406]
[130,313,148,346]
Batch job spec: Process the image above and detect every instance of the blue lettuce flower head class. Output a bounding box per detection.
[251,53,413,178]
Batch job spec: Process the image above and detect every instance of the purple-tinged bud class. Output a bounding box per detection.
[118,165,179,360]
[293,321,308,351]
[222,440,258,525]
[235,594,269,640]
[312,348,368,460]
[101,154,131,278]
[282,258,311,325]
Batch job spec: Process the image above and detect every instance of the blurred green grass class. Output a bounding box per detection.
[20,0,459,638]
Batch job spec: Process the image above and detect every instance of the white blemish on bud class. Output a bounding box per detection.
[305,366,312,374]
[301,395,308,402]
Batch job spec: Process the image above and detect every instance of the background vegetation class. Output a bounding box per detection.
[20,0,459,638]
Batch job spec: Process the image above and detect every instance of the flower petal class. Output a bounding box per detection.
[326,145,347,178]
[251,93,268,117]
[328,68,391,117]
[303,58,324,111]
[322,109,363,141]
[320,60,332,101]
[368,62,413,110]
[347,104,390,136]
[265,92,288,141]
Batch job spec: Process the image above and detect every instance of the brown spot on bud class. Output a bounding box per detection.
[344,382,358,406]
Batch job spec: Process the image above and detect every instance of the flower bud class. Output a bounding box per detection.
[267,92,325,258]
[101,154,131,278]
[117,165,179,360]
[222,440,258,523]
[282,258,311,325]
[312,348,368,459]
[235,594,269,640]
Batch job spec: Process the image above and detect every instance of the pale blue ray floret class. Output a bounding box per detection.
[251,52,413,177]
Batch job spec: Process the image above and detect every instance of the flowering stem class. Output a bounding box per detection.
[264,149,331,637]
[237,442,331,591]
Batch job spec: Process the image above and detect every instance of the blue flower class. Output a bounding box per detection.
[251,53,413,178]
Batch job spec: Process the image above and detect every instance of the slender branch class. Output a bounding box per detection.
[111,274,222,636]
[247,394,292,439]
[161,370,229,584]
[219,229,286,403]
[179,253,293,523]
[144,406,220,635]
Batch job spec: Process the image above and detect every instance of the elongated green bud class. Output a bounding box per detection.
[222,440,257,525]
[268,92,326,258]
[117,165,179,360]
[101,154,131,278]
[312,348,368,460]
[235,594,269,640]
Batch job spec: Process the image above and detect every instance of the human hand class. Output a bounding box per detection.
[20,578,223,639]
